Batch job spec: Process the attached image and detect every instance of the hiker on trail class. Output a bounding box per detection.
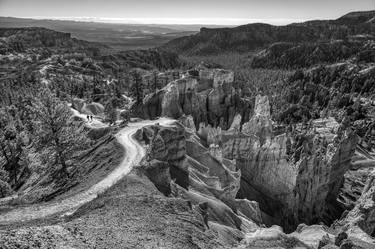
[90,115,93,121]
[87,115,89,121]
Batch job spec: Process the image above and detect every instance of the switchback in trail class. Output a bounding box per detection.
[0,109,175,226]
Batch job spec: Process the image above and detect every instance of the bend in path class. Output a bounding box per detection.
[0,117,175,226]
[70,108,107,129]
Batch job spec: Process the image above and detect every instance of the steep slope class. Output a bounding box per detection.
[199,95,358,231]
[162,10,375,56]
[0,173,231,249]
[0,27,106,55]
[0,27,181,74]
[0,115,174,226]
[251,38,375,69]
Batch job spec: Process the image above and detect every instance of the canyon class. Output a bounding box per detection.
[130,65,374,247]
[0,10,375,248]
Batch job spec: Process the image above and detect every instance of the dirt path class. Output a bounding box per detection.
[0,116,174,226]
[70,108,107,129]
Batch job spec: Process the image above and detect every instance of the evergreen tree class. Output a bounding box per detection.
[0,107,25,188]
[120,109,130,125]
[130,70,144,104]
[30,90,89,177]
[105,97,119,125]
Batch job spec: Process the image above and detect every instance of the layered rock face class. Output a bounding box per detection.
[162,10,375,56]
[204,95,358,231]
[135,122,270,244]
[135,124,188,192]
[137,67,251,130]
[0,27,71,52]
[338,171,375,239]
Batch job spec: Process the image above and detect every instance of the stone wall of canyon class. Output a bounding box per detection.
[204,95,358,231]
[134,65,363,240]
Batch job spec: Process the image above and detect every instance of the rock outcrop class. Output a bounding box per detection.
[135,122,269,244]
[135,124,188,192]
[338,170,375,239]
[203,95,358,231]
[136,67,251,130]
[241,95,273,145]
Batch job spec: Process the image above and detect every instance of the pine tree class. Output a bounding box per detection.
[0,107,25,188]
[105,97,119,125]
[30,90,89,177]
[130,70,144,104]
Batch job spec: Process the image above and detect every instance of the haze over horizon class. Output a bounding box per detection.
[0,0,374,25]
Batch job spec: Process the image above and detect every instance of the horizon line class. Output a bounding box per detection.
[3,16,309,26]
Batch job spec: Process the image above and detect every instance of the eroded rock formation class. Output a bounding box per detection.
[202,95,358,231]
[135,122,270,244]
[135,67,251,130]
[133,65,366,244]
[338,170,375,239]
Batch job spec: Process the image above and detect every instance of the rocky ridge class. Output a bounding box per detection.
[162,10,375,56]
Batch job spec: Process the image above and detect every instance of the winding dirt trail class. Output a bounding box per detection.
[70,108,107,129]
[0,116,174,226]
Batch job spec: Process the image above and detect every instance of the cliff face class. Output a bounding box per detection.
[135,122,270,244]
[133,112,364,247]
[138,68,251,130]
[251,38,375,69]
[204,95,358,231]
[338,171,375,239]
[135,124,188,192]
[136,60,361,233]
[0,27,72,52]
[162,11,375,56]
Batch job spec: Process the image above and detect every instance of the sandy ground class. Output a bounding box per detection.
[0,110,175,226]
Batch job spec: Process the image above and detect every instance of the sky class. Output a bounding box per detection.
[0,0,374,25]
